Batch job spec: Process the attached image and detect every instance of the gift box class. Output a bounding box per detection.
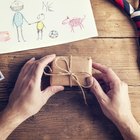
[48,56,92,86]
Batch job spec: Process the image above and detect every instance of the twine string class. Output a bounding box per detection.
[44,56,93,105]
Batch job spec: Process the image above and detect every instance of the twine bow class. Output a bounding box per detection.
[44,56,93,105]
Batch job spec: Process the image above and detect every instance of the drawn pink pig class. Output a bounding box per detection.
[62,16,86,32]
[0,31,10,42]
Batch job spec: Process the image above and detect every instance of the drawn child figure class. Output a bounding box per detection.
[10,0,29,42]
[36,13,45,40]
[30,13,45,40]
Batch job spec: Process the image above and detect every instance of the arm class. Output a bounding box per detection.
[0,54,64,140]
[22,14,29,25]
[29,21,38,25]
[12,14,16,27]
[88,63,140,140]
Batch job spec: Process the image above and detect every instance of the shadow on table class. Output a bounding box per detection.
[68,90,124,140]
[87,92,124,140]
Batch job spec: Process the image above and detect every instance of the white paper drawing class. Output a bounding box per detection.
[0,0,98,54]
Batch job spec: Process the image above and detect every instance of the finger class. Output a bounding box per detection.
[17,57,36,82]
[38,54,56,67]
[93,72,106,81]
[34,54,56,82]
[20,57,35,75]
[93,62,111,74]
[92,63,120,84]
[42,86,64,100]
[87,76,109,102]
[23,57,35,68]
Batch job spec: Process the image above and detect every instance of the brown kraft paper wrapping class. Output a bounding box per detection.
[50,56,92,86]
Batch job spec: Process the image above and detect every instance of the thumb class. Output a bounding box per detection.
[87,77,108,102]
[42,86,64,100]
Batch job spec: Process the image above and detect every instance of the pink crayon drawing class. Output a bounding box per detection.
[62,16,86,32]
[0,31,10,42]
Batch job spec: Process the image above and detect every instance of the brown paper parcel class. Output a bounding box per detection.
[50,56,92,86]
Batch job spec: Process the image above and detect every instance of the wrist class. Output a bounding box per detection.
[113,113,140,140]
[114,113,138,131]
[2,106,27,125]
[6,100,33,120]
[0,107,27,140]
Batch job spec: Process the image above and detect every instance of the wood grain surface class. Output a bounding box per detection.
[0,0,140,139]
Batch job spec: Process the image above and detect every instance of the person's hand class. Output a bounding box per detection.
[6,54,64,120]
[88,63,140,140]
[88,63,132,124]
[0,54,64,140]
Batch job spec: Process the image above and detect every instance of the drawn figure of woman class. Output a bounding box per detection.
[10,0,29,42]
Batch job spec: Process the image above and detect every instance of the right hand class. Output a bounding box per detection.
[88,63,133,124]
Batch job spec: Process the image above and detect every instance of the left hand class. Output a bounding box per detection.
[6,54,64,120]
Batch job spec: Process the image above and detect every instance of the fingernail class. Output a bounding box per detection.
[30,57,35,61]
[47,54,56,58]
[59,86,64,91]
[86,76,93,86]
[53,86,64,94]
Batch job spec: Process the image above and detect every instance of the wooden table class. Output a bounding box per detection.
[0,0,140,139]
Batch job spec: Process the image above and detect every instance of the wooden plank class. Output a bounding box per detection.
[0,0,140,139]
[6,88,139,140]
[0,37,139,139]
[0,39,139,100]
[91,0,136,37]
[4,83,139,140]
[7,91,123,140]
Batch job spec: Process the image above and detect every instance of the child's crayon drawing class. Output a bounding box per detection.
[29,13,46,40]
[49,30,58,39]
[0,32,10,42]
[62,16,86,32]
[42,0,54,12]
[0,0,98,54]
[10,0,29,42]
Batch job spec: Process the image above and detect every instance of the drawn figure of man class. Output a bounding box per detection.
[10,0,29,42]
[30,13,45,40]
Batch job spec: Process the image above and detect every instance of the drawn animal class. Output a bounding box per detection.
[62,16,86,32]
